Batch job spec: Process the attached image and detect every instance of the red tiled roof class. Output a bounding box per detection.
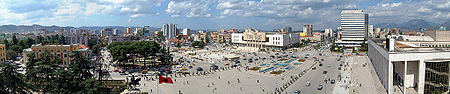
[79,45,89,49]
[167,39,183,43]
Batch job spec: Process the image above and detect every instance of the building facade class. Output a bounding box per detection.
[64,29,91,46]
[368,39,450,94]
[162,24,178,39]
[231,31,300,50]
[303,25,313,36]
[325,28,333,37]
[23,44,91,65]
[0,44,6,62]
[182,28,191,36]
[424,30,450,41]
[335,10,369,49]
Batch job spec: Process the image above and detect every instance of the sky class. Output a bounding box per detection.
[0,0,449,31]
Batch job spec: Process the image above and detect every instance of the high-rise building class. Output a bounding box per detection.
[325,28,333,37]
[368,25,374,36]
[182,28,191,36]
[64,29,91,46]
[126,27,131,34]
[303,25,313,36]
[335,10,368,49]
[162,24,178,39]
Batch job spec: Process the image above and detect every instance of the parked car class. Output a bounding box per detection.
[319,63,323,66]
[331,80,335,84]
[322,71,328,74]
[211,65,219,70]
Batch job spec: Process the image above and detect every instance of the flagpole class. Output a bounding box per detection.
[156,75,159,94]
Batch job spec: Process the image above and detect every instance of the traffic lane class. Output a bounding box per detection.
[285,53,339,94]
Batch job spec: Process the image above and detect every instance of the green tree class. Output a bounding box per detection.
[9,45,23,53]
[3,39,9,50]
[0,63,34,93]
[26,38,34,47]
[5,50,17,60]
[25,52,62,93]
[12,35,18,45]
[159,46,173,65]
[59,35,65,45]
[191,41,205,48]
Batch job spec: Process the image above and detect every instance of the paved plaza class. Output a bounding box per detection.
[99,43,388,94]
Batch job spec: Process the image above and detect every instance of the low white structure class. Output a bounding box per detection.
[231,31,300,50]
[368,39,450,94]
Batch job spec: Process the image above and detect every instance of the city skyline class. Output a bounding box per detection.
[0,0,449,31]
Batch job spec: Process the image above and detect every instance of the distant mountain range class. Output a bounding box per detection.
[0,24,215,33]
[374,19,449,30]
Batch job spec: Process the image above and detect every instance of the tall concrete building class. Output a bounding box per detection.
[162,24,178,39]
[325,28,333,37]
[303,25,313,36]
[126,27,131,34]
[335,10,368,49]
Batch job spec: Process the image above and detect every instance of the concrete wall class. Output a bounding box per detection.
[368,40,390,93]
[424,30,450,41]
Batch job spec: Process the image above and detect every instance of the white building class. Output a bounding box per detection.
[162,24,178,39]
[335,10,369,49]
[325,28,333,37]
[63,29,92,46]
[368,24,374,36]
[231,31,300,50]
[182,28,191,36]
[368,39,450,94]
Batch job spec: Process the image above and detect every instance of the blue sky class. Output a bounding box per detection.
[0,0,449,31]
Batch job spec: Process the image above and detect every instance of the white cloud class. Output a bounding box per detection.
[84,3,106,15]
[366,0,450,24]
[130,14,145,18]
[165,0,212,18]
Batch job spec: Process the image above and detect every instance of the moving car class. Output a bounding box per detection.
[319,63,323,66]
[327,64,331,67]
[331,80,335,84]
[293,90,301,94]
[196,67,203,71]
[317,85,323,90]
[306,81,310,86]
[322,71,327,74]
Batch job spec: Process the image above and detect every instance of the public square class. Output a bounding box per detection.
[98,42,385,94]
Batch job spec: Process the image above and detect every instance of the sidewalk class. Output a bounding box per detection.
[349,56,386,94]
[332,55,351,94]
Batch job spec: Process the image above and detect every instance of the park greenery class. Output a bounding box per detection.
[2,34,67,60]
[0,52,101,93]
[107,41,172,67]
[191,41,206,48]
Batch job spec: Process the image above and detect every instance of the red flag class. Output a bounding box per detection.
[158,75,173,84]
